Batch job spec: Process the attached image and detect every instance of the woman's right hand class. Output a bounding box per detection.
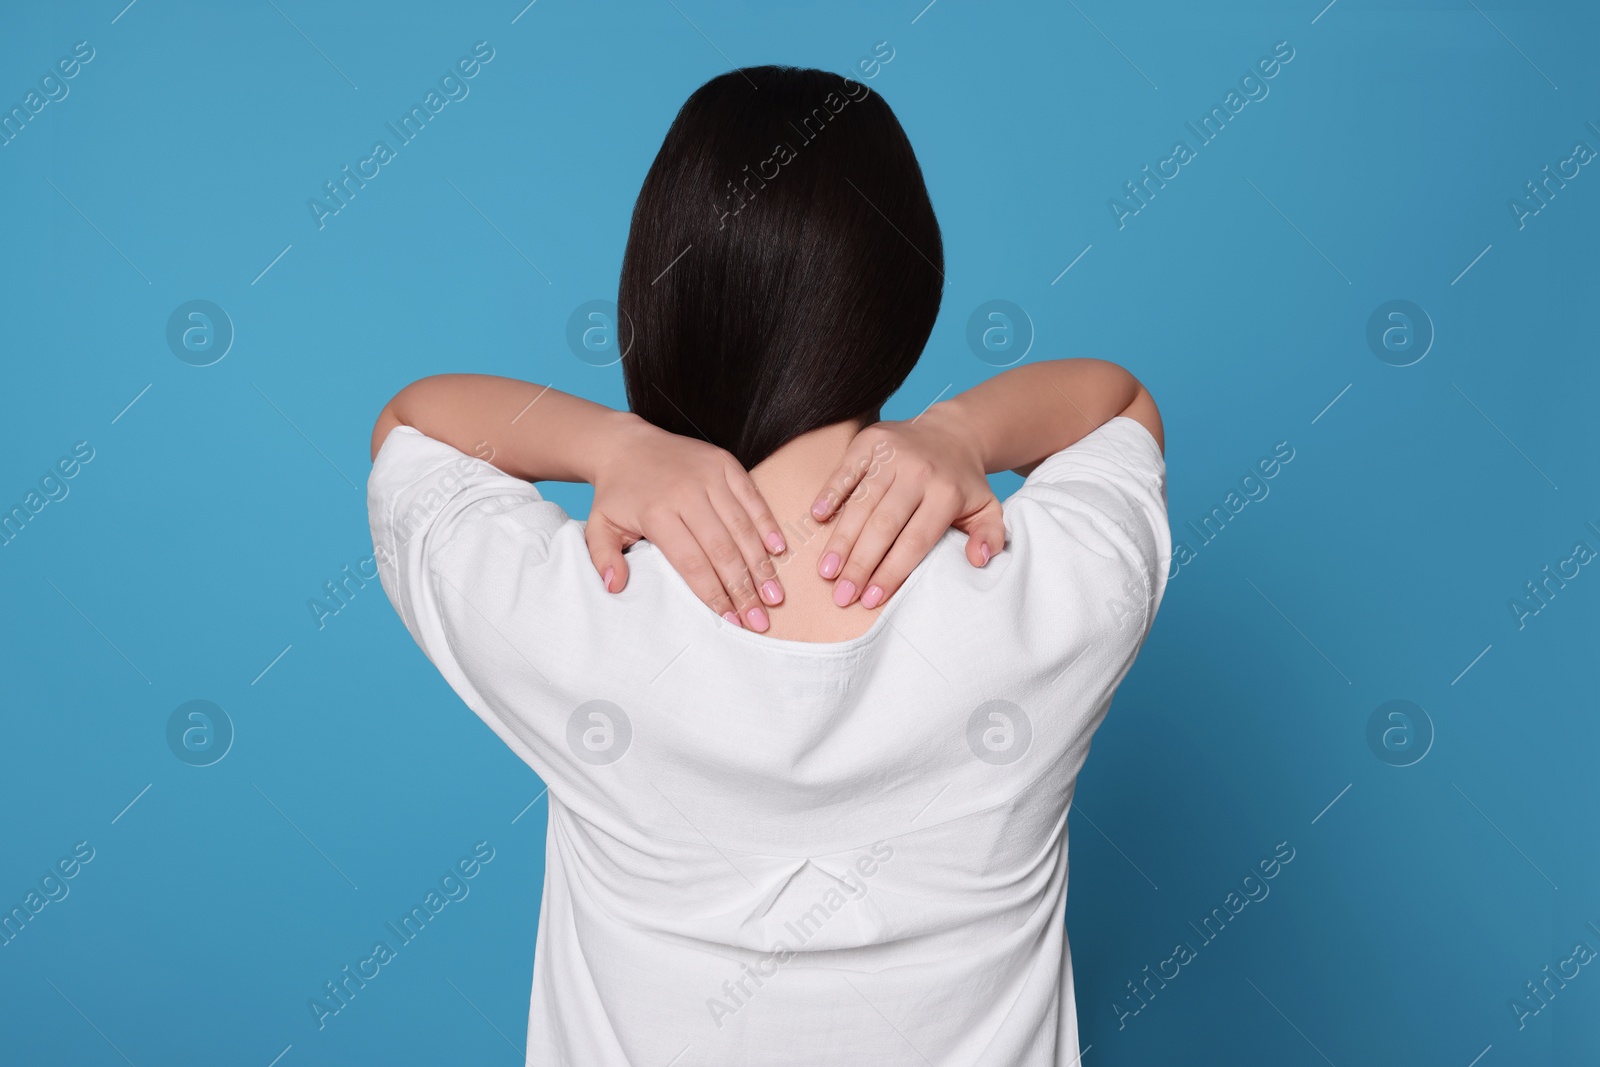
[807,404,1006,609]
[585,413,788,631]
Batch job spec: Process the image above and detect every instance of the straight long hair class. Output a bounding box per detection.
[618,65,944,469]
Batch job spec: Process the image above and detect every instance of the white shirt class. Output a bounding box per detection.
[367,415,1170,1066]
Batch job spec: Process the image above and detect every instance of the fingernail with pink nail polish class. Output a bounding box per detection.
[762,580,783,604]
[820,552,841,579]
[861,584,884,609]
[723,611,741,626]
[766,532,786,553]
[746,606,768,631]
[833,579,856,607]
[602,566,615,590]
[979,542,991,565]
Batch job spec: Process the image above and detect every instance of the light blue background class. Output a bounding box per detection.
[2,1,1595,1064]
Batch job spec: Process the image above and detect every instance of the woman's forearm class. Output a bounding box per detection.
[372,373,796,623]
[370,373,640,482]
[925,359,1161,477]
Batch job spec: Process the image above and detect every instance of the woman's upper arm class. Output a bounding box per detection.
[1119,385,1164,456]
[1010,385,1164,480]
[371,401,404,463]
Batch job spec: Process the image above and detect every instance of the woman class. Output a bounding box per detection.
[367,66,1167,1066]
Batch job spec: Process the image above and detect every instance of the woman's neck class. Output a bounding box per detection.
[745,418,881,640]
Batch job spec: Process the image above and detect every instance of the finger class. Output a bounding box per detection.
[584,514,632,592]
[808,436,880,523]
[681,494,771,631]
[644,512,742,625]
[709,481,783,607]
[816,462,898,584]
[832,482,924,608]
[862,501,958,608]
[954,497,1007,567]
[724,464,788,556]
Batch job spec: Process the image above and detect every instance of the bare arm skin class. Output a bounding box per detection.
[371,374,788,631]
[372,360,1162,623]
[808,359,1163,608]
[933,358,1163,477]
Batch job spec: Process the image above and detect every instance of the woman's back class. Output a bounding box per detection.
[368,415,1169,1065]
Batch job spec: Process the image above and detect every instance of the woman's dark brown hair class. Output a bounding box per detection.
[618,65,944,470]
